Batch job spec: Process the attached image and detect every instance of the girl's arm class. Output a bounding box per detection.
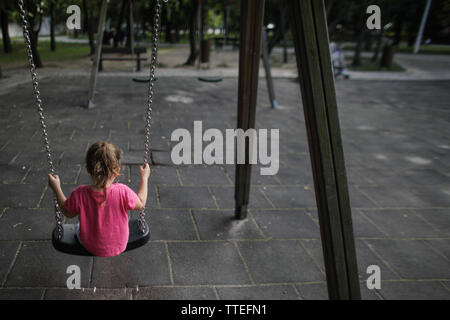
[48,174,79,218]
[134,164,151,210]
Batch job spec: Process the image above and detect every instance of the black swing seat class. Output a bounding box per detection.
[198,76,223,83]
[52,219,150,256]
[132,77,158,83]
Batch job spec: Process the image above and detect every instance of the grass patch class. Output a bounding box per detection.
[270,61,284,68]
[346,57,405,72]
[0,40,90,67]
[68,34,91,40]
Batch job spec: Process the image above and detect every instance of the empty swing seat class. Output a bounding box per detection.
[52,219,150,256]
[198,76,223,83]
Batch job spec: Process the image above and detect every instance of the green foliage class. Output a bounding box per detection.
[337,0,449,44]
[2,0,449,71]
[2,0,448,43]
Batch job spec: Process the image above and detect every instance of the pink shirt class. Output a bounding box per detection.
[65,183,138,257]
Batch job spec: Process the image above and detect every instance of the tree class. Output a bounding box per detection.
[421,0,450,43]
[50,0,56,51]
[184,0,199,66]
[326,0,359,37]
[264,0,289,54]
[162,0,185,44]
[25,0,44,68]
[163,1,174,43]
[0,4,12,54]
[114,0,127,47]
[82,0,95,54]
[125,0,133,48]
[171,0,187,43]
[351,0,370,67]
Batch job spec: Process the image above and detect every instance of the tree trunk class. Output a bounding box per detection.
[364,35,372,51]
[352,30,366,67]
[50,1,56,51]
[325,0,335,20]
[30,27,43,68]
[174,23,180,42]
[407,35,415,47]
[83,0,95,54]
[380,44,395,68]
[268,0,288,54]
[27,3,43,68]
[327,18,341,36]
[141,20,147,35]
[325,0,340,36]
[267,25,282,54]
[184,0,198,66]
[126,1,132,48]
[223,4,228,39]
[371,30,383,62]
[199,0,204,44]
[281,11,288,63]
[164,5,173,43]
[1,8,12,53]
[393,17,404,46]
[114,0,127,47]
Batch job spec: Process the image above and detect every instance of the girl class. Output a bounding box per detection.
[48,141,151,257]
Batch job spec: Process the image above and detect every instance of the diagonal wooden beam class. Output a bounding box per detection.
[261,28,278,109]
[287,0,361,299]
[234,0,265,219]
[87,0,108,109]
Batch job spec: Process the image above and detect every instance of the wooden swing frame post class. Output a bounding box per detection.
[87,0,108,108]
[235,0,361,299]
[261,28,277,109]
[234,0,265,219]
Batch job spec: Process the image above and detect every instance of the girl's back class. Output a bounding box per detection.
[65,183,138,257]
[48,141,150,257]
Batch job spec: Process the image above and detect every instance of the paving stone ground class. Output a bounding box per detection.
[0,74,449,300]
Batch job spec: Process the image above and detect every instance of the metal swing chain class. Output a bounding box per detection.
[139,0,166,233]
[17,0,64,239]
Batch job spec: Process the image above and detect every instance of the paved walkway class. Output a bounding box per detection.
[3,41,450,97]
[0,74,449,300]
[347,52,450,80]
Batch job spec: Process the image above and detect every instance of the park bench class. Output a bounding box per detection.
[98,47,148,71]
[214,37,240,50]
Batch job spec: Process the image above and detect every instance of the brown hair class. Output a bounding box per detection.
[86,141,122,205]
